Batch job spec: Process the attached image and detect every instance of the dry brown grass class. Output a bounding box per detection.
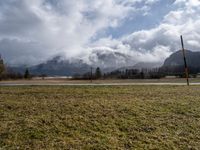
[0,85,200,149]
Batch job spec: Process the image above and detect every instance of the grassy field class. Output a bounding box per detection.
[0,85,200,149]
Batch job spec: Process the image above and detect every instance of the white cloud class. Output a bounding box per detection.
[0,0,153,66]
[1,0,200,67]
[88,0,200,64]
[174,0,200,7]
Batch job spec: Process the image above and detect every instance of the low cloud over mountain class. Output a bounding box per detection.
[11,48,135,76]
[0,0,200,67]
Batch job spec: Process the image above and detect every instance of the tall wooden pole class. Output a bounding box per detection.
[180,35,189,86]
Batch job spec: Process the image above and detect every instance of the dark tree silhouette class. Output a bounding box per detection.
[95,67,102,79]
[24,68,30,79]
[0,55,5,75]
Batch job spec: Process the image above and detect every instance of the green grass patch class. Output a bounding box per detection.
[0,85,200,149]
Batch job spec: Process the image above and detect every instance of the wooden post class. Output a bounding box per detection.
[180,35,189,86]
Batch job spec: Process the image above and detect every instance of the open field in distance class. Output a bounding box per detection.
[1,78,200,85]
[0,85,200,149]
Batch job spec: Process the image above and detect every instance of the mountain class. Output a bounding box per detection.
[10,49,135,76]
[117,62,162,71]
[161,50,200,74]
[10,56,91,76]
[163,50,200,68]
[131,62,162,70]
[30,56,91,76]
[88,49,135,69]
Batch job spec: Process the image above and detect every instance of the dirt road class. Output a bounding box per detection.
[1,81,200,86]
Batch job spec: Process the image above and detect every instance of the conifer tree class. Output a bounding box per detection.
[24,68,30,79]
[0,55,5,75]
[95,67,102,79]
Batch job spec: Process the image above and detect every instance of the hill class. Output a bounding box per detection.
[162,50,200,74]
[163,50,200,68]
[117,62,162,71]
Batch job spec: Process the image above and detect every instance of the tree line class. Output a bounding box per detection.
[0,56,31,80]
[74,65,200,80]
[73,67,103,80]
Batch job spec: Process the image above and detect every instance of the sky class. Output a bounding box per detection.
[0,0,200,66]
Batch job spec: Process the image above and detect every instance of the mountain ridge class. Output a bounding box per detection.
[163,50,200,68]
[10,50,200,76]
[10,50,135,76]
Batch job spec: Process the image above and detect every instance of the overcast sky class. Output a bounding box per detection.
[0,0,200,66]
